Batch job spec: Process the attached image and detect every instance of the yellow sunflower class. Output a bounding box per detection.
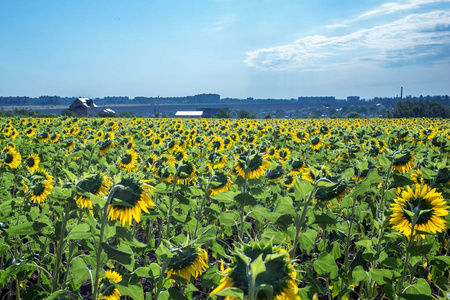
[176,161,197,185]
[210,241,300,300]
[75,174,112,210]
[292,130,309,144]
[107,178,155,227]
[99,139,115,156]
[390,184,449,238]
[207,152,228,170]
[309,137,323,150]
[392,151,416,174]
[210,172,232,195]
[25,154,40,172]
[277,148,291,163]
[234,152,271,179]
[118,150,139,172]
[3,147,22,169]
[22,171,54,205]
[98,270,122,300]
[167,246,209,282]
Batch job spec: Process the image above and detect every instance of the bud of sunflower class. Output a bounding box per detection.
[210,241,300,300]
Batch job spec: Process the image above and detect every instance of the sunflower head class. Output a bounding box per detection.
[210,172,232,195]
[234,151,271,179]
[390,184,449,238]
[167,245,209,283]
[4,147,22,169]
[75,173,112,210]
[118,150,139,172]
[98,270,122,300]
[26,154,40,172]
[211,241,300,300]
[392,151,416,174]
[99,139,115,156]
[107,178,155,226]
[266,165,284,181]
[176,161,197,185]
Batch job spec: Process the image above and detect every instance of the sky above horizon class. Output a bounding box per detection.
[1,0,450,100]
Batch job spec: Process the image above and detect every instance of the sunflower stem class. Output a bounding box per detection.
[343,196,357,285]
[397,214,418,295]
[165,171,178,240]
[93,186,117,300]
[239,171,249,241]
[193,176,211,240]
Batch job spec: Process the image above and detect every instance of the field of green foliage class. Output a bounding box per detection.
[1,116,450,300]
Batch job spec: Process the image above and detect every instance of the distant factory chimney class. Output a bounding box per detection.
[400,87,403,99]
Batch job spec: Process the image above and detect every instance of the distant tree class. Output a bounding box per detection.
[215,108,231,118]
[61,109,77,117]
[237,110,256,119]
[263,113,272,119]
[388,101,450,118]
[118,112,137,118]
[97,110,116,118]
[346,112,363,118]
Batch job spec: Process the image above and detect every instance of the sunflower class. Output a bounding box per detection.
[266,165,284,182]
[176,161,197,185]
[25,154,40,172]
[309,137,323,150]
[209,136,226,152]
[300,168,315,184]
[22,172,53,205]
[207,152,228,170]
[392,151,416,174]
[3,147,22,169]
[98,270,122,300]
[292,130,309,144]
[118,150,139,172]
[99,139,115,156]
[167,245,209,282]
[64,140,75,152]
[75,174,112,210]
[390,185,449,238]
[283,174,296,188]
[107,178,155,227]
[24,128,36,138]
[234,152,271,179]
[210,172,232,195]
[49,133,61,143]
[266,146,277,159]
[210,241,300,300]
[276,148,290,163]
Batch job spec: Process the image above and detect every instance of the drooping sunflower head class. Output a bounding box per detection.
[22,171,54,206]
[99,139,115,156]
[233,151,271,179]
[98,270,122,300]
[176,161,197,185]
[210,241,300,300]
[315,179,348,206]
[210,136,225,152]
[392,151,416,174]
[210,172,232,195]
[107,178,155,227]
[207,152,228,170]
[390,184,449,238]
[266,164,284,181]
[167,245,209,283]
[283,174,296,188]
[75,173,112,210]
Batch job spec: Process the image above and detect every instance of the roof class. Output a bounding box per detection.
[103,109,116,114]
[175,111,203,116]
[75,97,97,108]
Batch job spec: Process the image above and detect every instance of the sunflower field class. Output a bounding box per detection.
[1,116,450,300]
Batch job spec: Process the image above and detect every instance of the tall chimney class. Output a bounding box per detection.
[400,87,403,99]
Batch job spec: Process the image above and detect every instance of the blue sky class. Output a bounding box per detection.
[1,0,449,99]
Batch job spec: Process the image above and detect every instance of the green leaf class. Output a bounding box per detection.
[201,264,221,289]
[420,167,437,180]
[63,168,78,182]
[134,267,152,278]
[312,214,337,228]
[69,257,91,285]
[45,289,69,300]
[168,287,189,300]
[117,273,144,300]
[115,226,147,248]
[196,226,217,243]
[250,254,266,282]
[153,183,168,194]
[357,161,368,171]
[364,168,382,184]
[369,268,394,285]
[392,174,415,187]
[294,177,314,201]
[406,244,434,256]
[298,229,317,254]
[234,192,257,206]
[352,266,368,284]
[400,278,432,300]
[210,191,238,203]
[349,182,370,198]
[101,242,132,265]
[213,287,244,299]
[313,253,338,279]
[5,222,47,235]
[65,223,91,240]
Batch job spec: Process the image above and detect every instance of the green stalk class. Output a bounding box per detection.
[92,186,117,299]
[51,199,71,292]
[165,171,178,240]
[343,196,357,285]
[193,176,211,240]
[397,215,418,295]
[239,171,249,241]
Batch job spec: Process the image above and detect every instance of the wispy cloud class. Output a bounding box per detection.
[359,0,450,18]
[244,10,450,71]
[325,24,349,29]
[206,14,236,32]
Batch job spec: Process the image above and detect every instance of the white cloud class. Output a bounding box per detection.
[359,0,450,18]
[325,24,349,29]
[244,10,450,71]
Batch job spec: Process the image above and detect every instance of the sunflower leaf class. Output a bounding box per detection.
[294,177,314,201]
[101,242,132,265]
[213,287,244,300]
[406,244,434,256]
[234,193,257,206]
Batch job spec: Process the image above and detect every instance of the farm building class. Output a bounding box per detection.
[175,111,203,118]
[69,98,97,116]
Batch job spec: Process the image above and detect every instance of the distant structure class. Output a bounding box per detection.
[69,98,97,116]
[400,87,403,99]
[298,96,335,103]
[347,96,360,102]
[175,111,203,118]
[197,107,223,118]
